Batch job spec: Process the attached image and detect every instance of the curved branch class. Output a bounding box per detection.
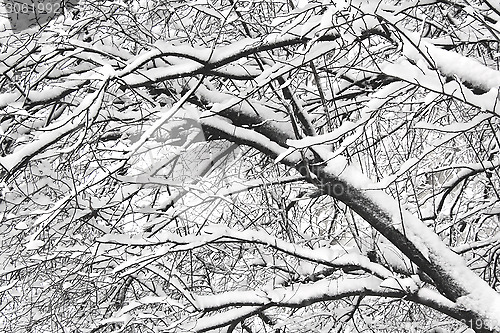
[189,276,466,332]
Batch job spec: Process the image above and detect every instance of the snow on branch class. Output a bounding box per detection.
[117,31,340,85]
[188,276,464,332]
[97,224,392,279]
[452,232,500,255]
[287,82,407,149]
[403,31,500,91]
[194,84,296,145]
[316,160,500,319]
[202,225,392,279]
[382,58,500,114]
[0,80,86,109]
[124,79,202,158]
[375,134,498,189]
[194,276,384,310]
[200,113,301,165]
[0,80,108,174]
[376,4,500,92]
[185,306,265,333]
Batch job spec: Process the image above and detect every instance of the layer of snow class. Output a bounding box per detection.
[287,82,407,149]
[401,31,500,91]
[203,225,392,278]
[0,85,105,172]
[382,59,500,114]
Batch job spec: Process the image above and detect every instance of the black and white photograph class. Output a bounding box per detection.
[0,0,499,332]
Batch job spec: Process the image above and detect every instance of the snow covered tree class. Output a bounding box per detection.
[0,0,499,332]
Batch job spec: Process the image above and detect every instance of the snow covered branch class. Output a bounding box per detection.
[189,276,466,332]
